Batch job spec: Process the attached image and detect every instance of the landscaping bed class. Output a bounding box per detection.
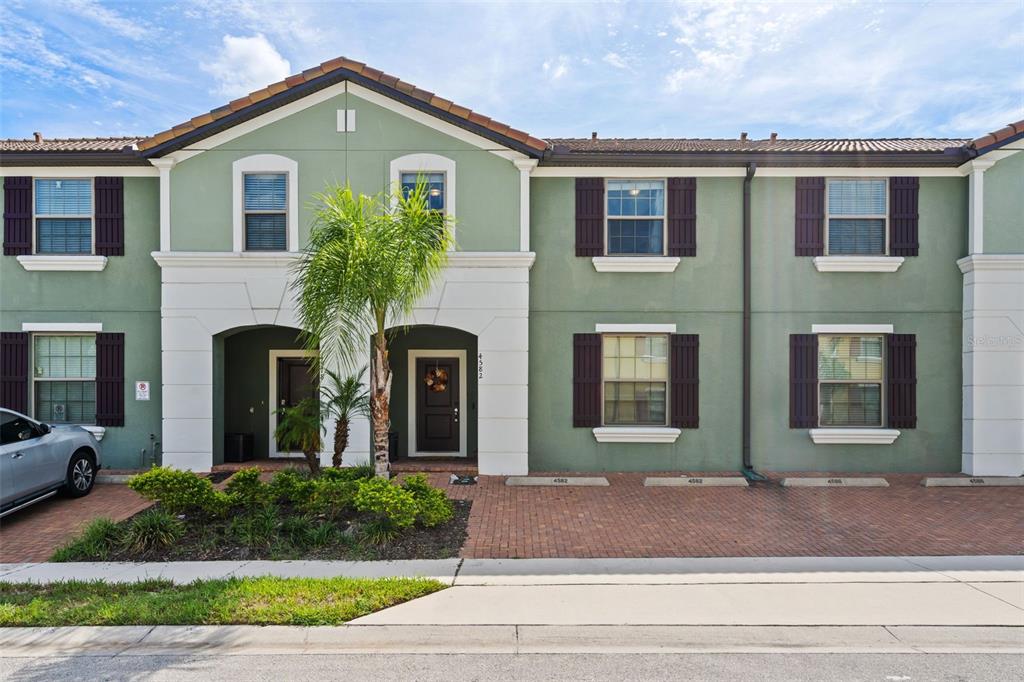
[51,466,469,562]
[0,576,444,626]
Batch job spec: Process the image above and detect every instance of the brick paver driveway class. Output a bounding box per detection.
[0,485,151,562]
[432,473,1024,559]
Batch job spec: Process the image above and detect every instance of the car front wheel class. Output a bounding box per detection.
[64,451,96,498]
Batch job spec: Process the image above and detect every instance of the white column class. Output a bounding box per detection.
[150,158,176,252]
[965,159,993,255]
[160,315,214,471]
[514,159,537,252]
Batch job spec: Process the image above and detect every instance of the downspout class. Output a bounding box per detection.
[741,162,767,482]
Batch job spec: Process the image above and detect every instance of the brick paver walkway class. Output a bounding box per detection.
[430,473,1024,559]
[0,485,152,562]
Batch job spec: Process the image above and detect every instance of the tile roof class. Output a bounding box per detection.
[137,56,548,154]
[970,119,1024,151]
[0,137,142,152]
[548,137,969,154]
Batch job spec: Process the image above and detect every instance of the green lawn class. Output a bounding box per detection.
[0,576,445,626]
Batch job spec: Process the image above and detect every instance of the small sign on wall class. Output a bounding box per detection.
[135,381,151,401]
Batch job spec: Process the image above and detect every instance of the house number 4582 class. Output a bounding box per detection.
[478,353,484,380]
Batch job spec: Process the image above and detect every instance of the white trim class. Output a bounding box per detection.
[957,254,1024,273]
[813,256,904,272]
[514,159,537,251]
[267,349,317,458]
[0,167,158,177]
[533,166,964,178]
[232,154,299,253]
[593,426,681,443]
[809,428,900,445]
[407,349,468,458]
[446,251,536,268]
[592,256,680,272]
[389,152,457,228]
[150,250,537,270]
[81,425,106,442]
[964,160,995,255]
[22,323,103,332]
[16,255,107,272]
[595,323,677,333]
[811,324,894,334]
[150,158,176,251]
[336,108,356,132]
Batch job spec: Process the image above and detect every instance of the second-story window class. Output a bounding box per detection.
[607,179,665,255]
[400,172,445,212]
[243,173,287,251]
[35,179,92,254]
[826,179,887,255]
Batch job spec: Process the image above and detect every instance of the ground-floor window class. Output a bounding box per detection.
[817,334,884,427]
[602,334,668,425]
[32,334,97,424]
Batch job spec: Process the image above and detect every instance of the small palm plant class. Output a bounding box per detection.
[273,398,322,475]
[322,365,371,468]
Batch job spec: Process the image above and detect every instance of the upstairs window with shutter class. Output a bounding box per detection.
[34,179,93,254]
[606,180,666,255]
[243,173,287,251]
[825,179,887,256]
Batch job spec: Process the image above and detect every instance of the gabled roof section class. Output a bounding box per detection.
[138,57,548,157]
[970,119,1024,155]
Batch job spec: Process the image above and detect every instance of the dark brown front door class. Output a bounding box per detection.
[415,356,460,453]
[276,356,316,451]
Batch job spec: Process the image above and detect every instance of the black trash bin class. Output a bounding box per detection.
[224,433,254,463]
[388,431,399,462]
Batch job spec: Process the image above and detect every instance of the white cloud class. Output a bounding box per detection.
[602,52,628,69]
[64,0,151,40]
[200,34,291,98]
[543,55,571,81]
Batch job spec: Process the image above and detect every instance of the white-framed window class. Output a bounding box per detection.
[32,334,97,425]
[817,334,884,427]
[602,334,669,425]
[400,171,446,212]
[606,179,666,256]
[34,178,93,254]
[243,172,288,251]
[825,179,887,256]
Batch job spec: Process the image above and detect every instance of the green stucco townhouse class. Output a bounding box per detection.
[1,58,1022,478]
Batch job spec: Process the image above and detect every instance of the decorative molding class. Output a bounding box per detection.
[810,324,894,334]
[16,255,107,272]
[809,428,900,445]
[81,425,106,442]
[514,158,538,252]
[231,154,299,252]
[151,251,298,268]
[595,323,677,333]
[593,426,682,443]
[592,256,680,272]
[0,167,158,177]
[813,256,905,272]
[446,251,536,268]
[957,254,1024,274]
[150,157,176,251]
[22,322,103,332]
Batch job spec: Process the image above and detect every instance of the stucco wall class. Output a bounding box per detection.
[983,151,1024,254]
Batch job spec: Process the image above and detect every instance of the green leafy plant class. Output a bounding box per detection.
[50,518,122,562]
[294,181,455,477]
[401,474,454,527]
[274,398,323,475]
[305,478,359,519]
[269,469,315,506]
[128,467,230,516]
[121,509,185,554]
[353,477,418,542]
[225,467,272,509]
[307,521,338,548]
[228,507,280,549]
[278,514,316,548]
[322,366,370,468]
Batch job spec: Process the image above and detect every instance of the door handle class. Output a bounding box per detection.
[12,453,23,459]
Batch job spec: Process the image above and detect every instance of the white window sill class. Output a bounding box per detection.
[17,255,108,272]
[80,425,106,442]
[593,427,682,443]
[592,256,680,273]
[809,428,900,445]
[813,256,904,273]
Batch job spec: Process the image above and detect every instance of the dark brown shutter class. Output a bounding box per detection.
[96,332,125,427]
[795,177,825,256]
[575,178,604,256]
[0,332,29,414]
[572,333,601,427]
[670,334,699,428]
[94,177,124,256]
[3,176,32,256]
[887,334,917,428]
[790,334,818,428]
[667,177,697,257]
[889,177,919,257]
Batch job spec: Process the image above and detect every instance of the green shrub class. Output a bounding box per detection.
[121,509,185,554]
[269,469,315,506]
[225,468,272,509]
[128,467,230,516]
[360,518,399,545]
[305,478,359,518]
[401,474,454,527]
[307,521,338,548]
[353,477,417,536]
[51,518,122,562]
[322,465,374,482]
[229,507,279,549]
[279,514,315,548]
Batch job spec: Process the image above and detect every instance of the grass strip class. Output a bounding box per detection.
[0,576,445,626]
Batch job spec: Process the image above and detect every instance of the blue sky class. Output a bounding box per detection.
[2,0,1022,141]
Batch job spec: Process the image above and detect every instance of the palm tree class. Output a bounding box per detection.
[273,398,322,475]
[322,365,370,468]
[294,181,453,477]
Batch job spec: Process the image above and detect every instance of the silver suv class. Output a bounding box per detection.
[0,408,102,518]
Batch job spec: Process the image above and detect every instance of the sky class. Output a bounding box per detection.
[1,0,1022,142]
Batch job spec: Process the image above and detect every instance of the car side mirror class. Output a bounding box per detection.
[38,423,51,435]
